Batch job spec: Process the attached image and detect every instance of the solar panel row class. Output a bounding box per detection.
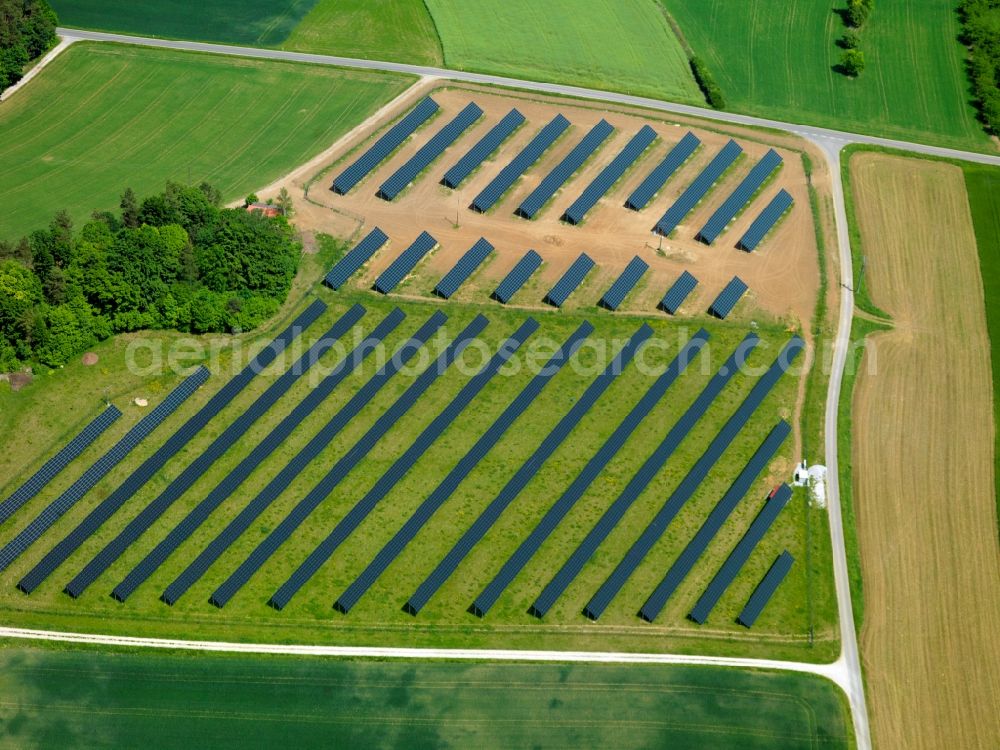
[109,304,368,603]
[515,120,614,219]
[219,317,536,609]
[471,115,570,213]
[529,332,760,619]
[581,336,804,620]
[378,102,483,201]
[654,139,743,236]
[470,329,710,618]
[433,237,494,299]
[638,420,791,622]
[332,97,439,195]
[17,300,326,596]
[373,231,438,294]
[0,367,209,575]
[738,550,794,627]
[324,228,389,290]
[160,308,408,605]
[695,149,783,245]
[738,190,794,251]
[563,125,657,224]
[441,108,525,189]
[658,270,698,315]
[491,250,542,304]
[404,323,653,616]
[625,131,701,211]
[543,253,595,307]
[708,276,748,319]
[689,483,792,624]
[598,255,648,311]
[0,404,122,525]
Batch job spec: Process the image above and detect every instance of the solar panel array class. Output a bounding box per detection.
[442,108,525,189]
[110,304,368,603]
[324,227,389,290]
[433,238,494,299]
[638,420,791,622]
[625,131,701,211]
[689,483,792,624]
[491,250,542,304]
[696,149,783,245]
[708,276,748,319]
[738,550,794,627]
[160,309,407,605]
[659,270,698,315]
[543,253,595,307]
[598,255,648,311]
[332,97,439,195]
[529,333,759,619]
[738,189,794,251]
[404,324,652,616]
[377,102,483,201]
[471,115,570,213]
[515,120,614,219]
[581,336,804,620]
[654,139,743,236]
[16,300,325,595]
[0,367,208,575]
[563,125,657,224]
[373,231,437,294]
[0,405,121,525]
[218,317,536,609]
[470,330,709,618]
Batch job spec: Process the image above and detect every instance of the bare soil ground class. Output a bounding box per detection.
[850,153,1000,750]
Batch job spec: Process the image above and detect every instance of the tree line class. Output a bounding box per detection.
[0,0,58,92]
[959,0,1000,134]
[0,183,301,370]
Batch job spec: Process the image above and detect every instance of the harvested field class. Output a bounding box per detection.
[850,153,1000,750]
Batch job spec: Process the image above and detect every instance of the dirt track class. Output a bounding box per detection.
[851,153,1000,750]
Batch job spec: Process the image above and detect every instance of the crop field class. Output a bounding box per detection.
[848,153,1000,749]
[0,646,852,748]
[0,42,412,242]
[662,0,990,151]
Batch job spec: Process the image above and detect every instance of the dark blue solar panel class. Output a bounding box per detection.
[373,231,438,294]
[213,317,536,609]
[0,405,121,525]
[159,308,406,605]
[324,227,389,290]
[654,139,743,236]
[708,276,748,319]
[378,102,483,201]
[470,330,709,618]
[659,271,698,315]
[332,97,439,194]
[433,238,494,299]
[471,115,570,212]
[598,255,648,311]
[696,149,783,245]
[515,120,614,219]
[625,131,700,211]
[581,336,804,621]
[738,190,794,251]
[16,300,325,595]
[0,367,208,575]
[689,483,792,624]
[491,250,542,304]
[529,333,759,619]
[405,323,652,616]
[737,550,794,627]
[563,125,657,224]
[442,109,526,189]
[543,253,595,307]
[638,420,791,622]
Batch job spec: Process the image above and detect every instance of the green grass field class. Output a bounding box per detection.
[0,646,852,748]
[0,42,412,241]
[662,0,991,151]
